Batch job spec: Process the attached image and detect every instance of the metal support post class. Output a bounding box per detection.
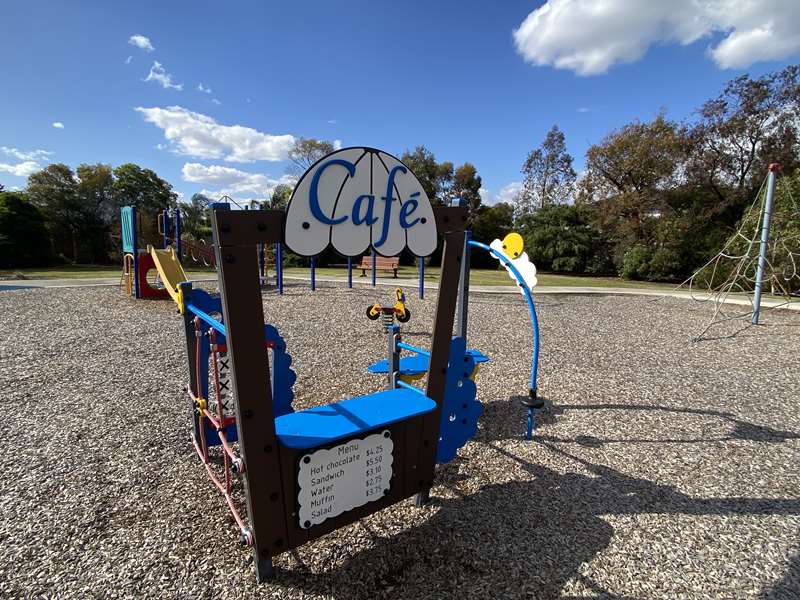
[418,257,425,299]
[455,230,471,340]
[347,256,353,288]
[371,249,377,287]
[388,325,400,390]
[752,164,780,324]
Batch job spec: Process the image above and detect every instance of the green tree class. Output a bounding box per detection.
[288,138,335,175]
[580,114,689,265]
[452,162,482,215]
[470,202,514,268]
[270,183,293,210]
[26,163,85,261]
[113,163,177,212]
[688,65,800,208]
[0,191,53,267]
[518,204,607,273]
[182,193,212,240]
[400,146,453,204]
[517,125,576,215]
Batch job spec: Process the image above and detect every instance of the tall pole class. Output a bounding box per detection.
[455,230,471,339]
[752,163,780,325]
[347,256,353,288]
[371,249,377,287]
[418,257,425,299]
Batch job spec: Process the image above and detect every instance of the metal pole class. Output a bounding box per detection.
[310,256,316,291]
[162,208,169,249]
[276,243,283,295]
[347,256,353,288]
[418,257,425,299]
[455,230,471,340]
[752,163,780,324]
[388,325,400,390]
[371,249,377,287]
[175,209,182,261]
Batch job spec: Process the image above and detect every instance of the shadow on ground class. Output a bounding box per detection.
[276,435,800,599]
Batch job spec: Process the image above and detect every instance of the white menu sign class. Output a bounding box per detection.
[297,430,393,529]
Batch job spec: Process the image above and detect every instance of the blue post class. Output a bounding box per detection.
[371,249,377,287]
[174,209,182,261]
[162,208,169,249]
[347,256,353,288]
[131,207,140,299]
[276,243,284,295]
[526,408,534,440]
[418,257,425,299]
[310,256,316,291]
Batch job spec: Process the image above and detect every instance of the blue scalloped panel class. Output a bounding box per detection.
[263,324,296,417]
[436,336,483,464]
[186,289,297,443]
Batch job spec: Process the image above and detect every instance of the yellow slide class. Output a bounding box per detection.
[148,245,189,306]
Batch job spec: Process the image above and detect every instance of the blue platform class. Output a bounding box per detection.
[275,389,436,450]
[367,349,489,376]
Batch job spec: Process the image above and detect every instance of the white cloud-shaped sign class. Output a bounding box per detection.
[285,147,437,257]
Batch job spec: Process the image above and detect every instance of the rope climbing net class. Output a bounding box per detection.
[681,170,800,341]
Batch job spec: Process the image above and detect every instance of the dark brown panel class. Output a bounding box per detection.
[212,215,289,576]
[418,223,466,491]
[213,209,284,247]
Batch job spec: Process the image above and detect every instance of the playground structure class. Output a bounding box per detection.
[143,147,544,582]
[680,164,800,340]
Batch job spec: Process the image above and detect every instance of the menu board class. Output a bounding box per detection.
[297,430,393,528]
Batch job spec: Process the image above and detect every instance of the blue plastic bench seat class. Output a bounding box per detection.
[275,389,436,450]
[367,349,490,376]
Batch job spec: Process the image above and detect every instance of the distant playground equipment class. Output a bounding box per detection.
[366,287,411,330]
[121,200,273,300]
[141,146,543,582]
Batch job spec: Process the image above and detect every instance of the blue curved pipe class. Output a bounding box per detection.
[467,240,540,395]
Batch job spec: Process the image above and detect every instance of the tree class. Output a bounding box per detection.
[400,146,454,204]
[452,162,482,215]
[182,193,212,240]
[113,163,177,212]
[688,65,800,208]
[518,204,608,274]
[580,114,689,262]
[517,125,576,216]
[0,192,53,267]
[26,164,85,261]
[270,184,293,210]
[288,138,335,175]
[76,164,115,224]
[470,202,514,268]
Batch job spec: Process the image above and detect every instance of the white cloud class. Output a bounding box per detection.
[513,0,800,75]
[143,62,183,90]
[576,107,591,113]
[135,105,295,162]
[0,160,41,177]
[327,119,338,124]
[128,34,154,52]
[211,98,221,105]
[1,147,52,161]
[197,83,212,94]
[52,122,64,129]
[480,181,522,206]
[333,139,342,150]
[182,162,295,200]
[125,55,133,65]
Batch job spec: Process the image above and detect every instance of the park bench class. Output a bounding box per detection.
[359,255,399,278]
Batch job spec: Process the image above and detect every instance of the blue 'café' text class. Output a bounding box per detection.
[308,159,422,247]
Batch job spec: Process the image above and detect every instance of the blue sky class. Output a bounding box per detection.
[1,0,798,204]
